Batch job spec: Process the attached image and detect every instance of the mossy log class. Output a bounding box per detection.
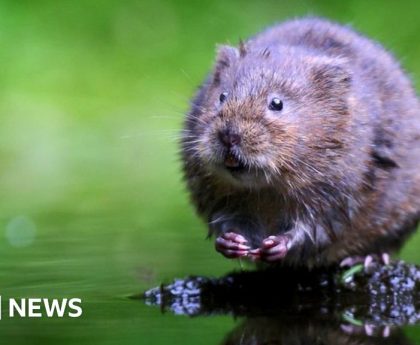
[142,261,420,327]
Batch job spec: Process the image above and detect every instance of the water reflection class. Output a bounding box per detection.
[219,317,412,345]
[142,261,420,344]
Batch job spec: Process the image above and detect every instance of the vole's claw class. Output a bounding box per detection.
[223,232,248,244]
[382,253,390,265]
[340,256,365,267]
[259,235,289,262]
[215,232,250,258]
[247,249,261,261]
[249,248,261,256]
[340,253,391,272]
[364,255,374,272]
[364,253,391,272]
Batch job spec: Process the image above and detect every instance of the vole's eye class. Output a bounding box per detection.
[269,98,283,111]
[219,92,228,103]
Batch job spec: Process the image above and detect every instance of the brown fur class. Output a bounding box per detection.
[181,17,420,267]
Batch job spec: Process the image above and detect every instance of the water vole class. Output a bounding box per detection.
[181,17,420,267]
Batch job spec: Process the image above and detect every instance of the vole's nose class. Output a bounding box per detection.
[218,128,241,148]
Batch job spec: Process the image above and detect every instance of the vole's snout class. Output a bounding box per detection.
[218,128,241,149]
[216,127,247,172]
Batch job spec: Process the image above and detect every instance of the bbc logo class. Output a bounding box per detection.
[0,297,82,318]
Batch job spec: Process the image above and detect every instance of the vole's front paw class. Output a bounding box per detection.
[259,235,289,262]
[215,232,250,258]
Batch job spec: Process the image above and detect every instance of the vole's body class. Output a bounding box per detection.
[181,18,420,267]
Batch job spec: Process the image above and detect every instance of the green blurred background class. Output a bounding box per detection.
[0,0,420,343]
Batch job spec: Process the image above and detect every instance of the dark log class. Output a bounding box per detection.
[142,261,420,328]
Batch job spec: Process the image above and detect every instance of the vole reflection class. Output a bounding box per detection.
[220,317,412,345]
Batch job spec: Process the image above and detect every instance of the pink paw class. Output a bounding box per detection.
[340,253,390,271]
[215,232,250,258]
[258,235,289,262]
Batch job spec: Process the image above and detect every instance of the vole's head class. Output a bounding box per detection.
[185,44,352,189]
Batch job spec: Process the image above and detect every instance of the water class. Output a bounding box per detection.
[0,209,240,344]
[0,209,418,344]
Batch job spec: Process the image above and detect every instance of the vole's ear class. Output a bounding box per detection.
[213,45,239,85]
[311,62,352,95]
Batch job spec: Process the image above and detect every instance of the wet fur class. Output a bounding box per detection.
[181,17,420,267]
